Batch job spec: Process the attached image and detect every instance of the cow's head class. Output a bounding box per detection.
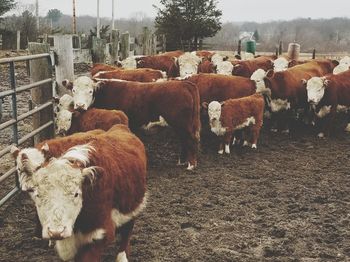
[63,76,98,111]
[10,146,46,191]
[27,144,97,240]
[251,69,267,93]
[306,77,329,105]
[273,57,289,72]
[178,53,202,77]
[203,101,224,122]
[55,109,75,136]
[333,64,350,75]
[216,61,234,75]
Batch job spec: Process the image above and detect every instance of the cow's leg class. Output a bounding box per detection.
[185,134,199,170]
[177,136,188,166]
[320,109,336,137]
[279,109,292,134]
[223,132,232,154]
[116,219,135,262]
[249,124,261,149]
[218,142,224,154]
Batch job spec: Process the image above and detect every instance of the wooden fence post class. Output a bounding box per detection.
[110,29,120,64]
[16,31,20,51]
[53,35,75,96]
[142,27,152,55]
[28,42,54,144]
[278,41,283,55]
[120,32,130,60]
[312,49,316,59]
[92,36,107,63]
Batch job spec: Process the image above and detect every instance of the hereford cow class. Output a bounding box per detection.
[56,108,129,135]
[53,94,74,112]
[135,55,179,77]
[178,52,202,77]
[93,68,166,82]
[90,63,120,77]
[15,124,147,262]
[232,56,275,78]
[159,50,184,58]
[333,64,350,75]
[203,94,265,154]
[197,60,216,73]
[262,59,339,132]
[63,76,200,170]
[306,69,350,137]
[193,50,215,60]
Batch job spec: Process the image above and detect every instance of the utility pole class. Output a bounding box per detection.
[112,0,115,30]
[97,0,100,38]
[35,0,39,31]
[72,0,77,34]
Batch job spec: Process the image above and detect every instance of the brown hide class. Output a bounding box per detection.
[93,79,200,167]
[232,56,274,77]
[159,50,184,58]
[186,73,256,103]
[91,63,119,77]
[136,55,179,77]
[264,59,338,107]
[197,61,215,73]
[195,51,215,60]
[68,108,129,135]
[94,68,164,82]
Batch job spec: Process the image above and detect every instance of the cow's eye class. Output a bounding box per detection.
[74,192,79,198]
[72,89,75,93]
[89,90,93,94]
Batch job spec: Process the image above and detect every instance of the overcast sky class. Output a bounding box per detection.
[8,0,350,23]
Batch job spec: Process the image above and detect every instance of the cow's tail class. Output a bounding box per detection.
[184,81,201,142]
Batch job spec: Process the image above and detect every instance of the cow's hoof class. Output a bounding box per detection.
[270,128,278,133]
[177,159,187,166]
[243,141,249,147]
[251,144,257,149]
[218,149,224,154]
[345,123,350,132]
[116,251,128,262]
[317,132,325,138]
[187,163,195,171]
[224,144,230,154]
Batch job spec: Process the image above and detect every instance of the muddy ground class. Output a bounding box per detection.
[1,55,350,261]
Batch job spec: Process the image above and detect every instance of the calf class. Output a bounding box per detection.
[17,124,147,262]
[306,69,350,137]
[63,76,200,170]
[203,94,265,154]
[56,108,129,135]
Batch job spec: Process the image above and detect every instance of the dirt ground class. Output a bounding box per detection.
[1,55,350,261]
[0,121,350,262]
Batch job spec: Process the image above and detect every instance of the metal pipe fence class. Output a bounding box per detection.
[0,53,54,207]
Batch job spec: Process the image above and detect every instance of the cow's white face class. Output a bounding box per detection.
[306,77,325,105]
[29,145,95,240]
[58,94,74,110]
[273,57,289,72]
[178,53,201,77]
[211,54,224,66]
[208,101,222,122]
[216,61,233,75]
[333,64,349,75]
[339,56,350,66]
[121,56,138,69]
[56,109,72,135]
[70,76,96,110]
[251,69,266,92]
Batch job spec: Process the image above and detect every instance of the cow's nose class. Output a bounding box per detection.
[58,129,66,136]
[47,226,66,240]
[75,103,84,109]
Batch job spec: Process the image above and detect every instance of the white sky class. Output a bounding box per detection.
[7,0,350,22]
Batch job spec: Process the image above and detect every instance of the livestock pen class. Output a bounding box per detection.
[1,50,350,261]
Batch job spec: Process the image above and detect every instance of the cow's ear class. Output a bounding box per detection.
[234,54,241,60]
[10,145,20,159]
[301,79,308,85]
[41,143,52,161]
[62,79,73,90]
[202,102,208,109]
[223,56,229,61]
[331,59,339,66]
[266,69,274,78]
[220,101,225,107]
[323,79,330,87]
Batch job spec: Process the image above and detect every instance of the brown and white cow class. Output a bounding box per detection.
[93,68,166,82]
[232,56,275,78]
[15,124,147,262]
[306,69,350,137]
[63,76,200,170]
[262,59,339,132]
[178,52,202,77]
[197,59,216,74]
[90,63,120,77]
[203,94,265,154]
[135,55,180,77]
[56,108,129,135]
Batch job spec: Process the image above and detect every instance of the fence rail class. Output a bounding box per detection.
[0,53,54,207]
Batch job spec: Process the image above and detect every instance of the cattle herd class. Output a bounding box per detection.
[8,49,350,261]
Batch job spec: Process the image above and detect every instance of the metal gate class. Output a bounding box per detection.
[0,53,54,207]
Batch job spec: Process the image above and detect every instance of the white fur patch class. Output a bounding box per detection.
[58,94,74,111]
[116,251,128,262]
[178,52,202,77]
[316,106,331,118]
[337,105,349,113]
[210,121,227,136]
[252,144,257,149]
[216,61,233,75]
[111,195,147,228]
[339,56,350,66]
[235,117,256,129]
[333,64,349,75]
[56,228,106,261]
[61,144,95,166]
[273,57,289,72]
[56,109,73,134]
[211,53,224,66]
[224,144,230,154]
[270,99,291,112]
[345,123,350,132]
[218,149,224,154]
[142,116,168,130]
[306,77,325,105]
